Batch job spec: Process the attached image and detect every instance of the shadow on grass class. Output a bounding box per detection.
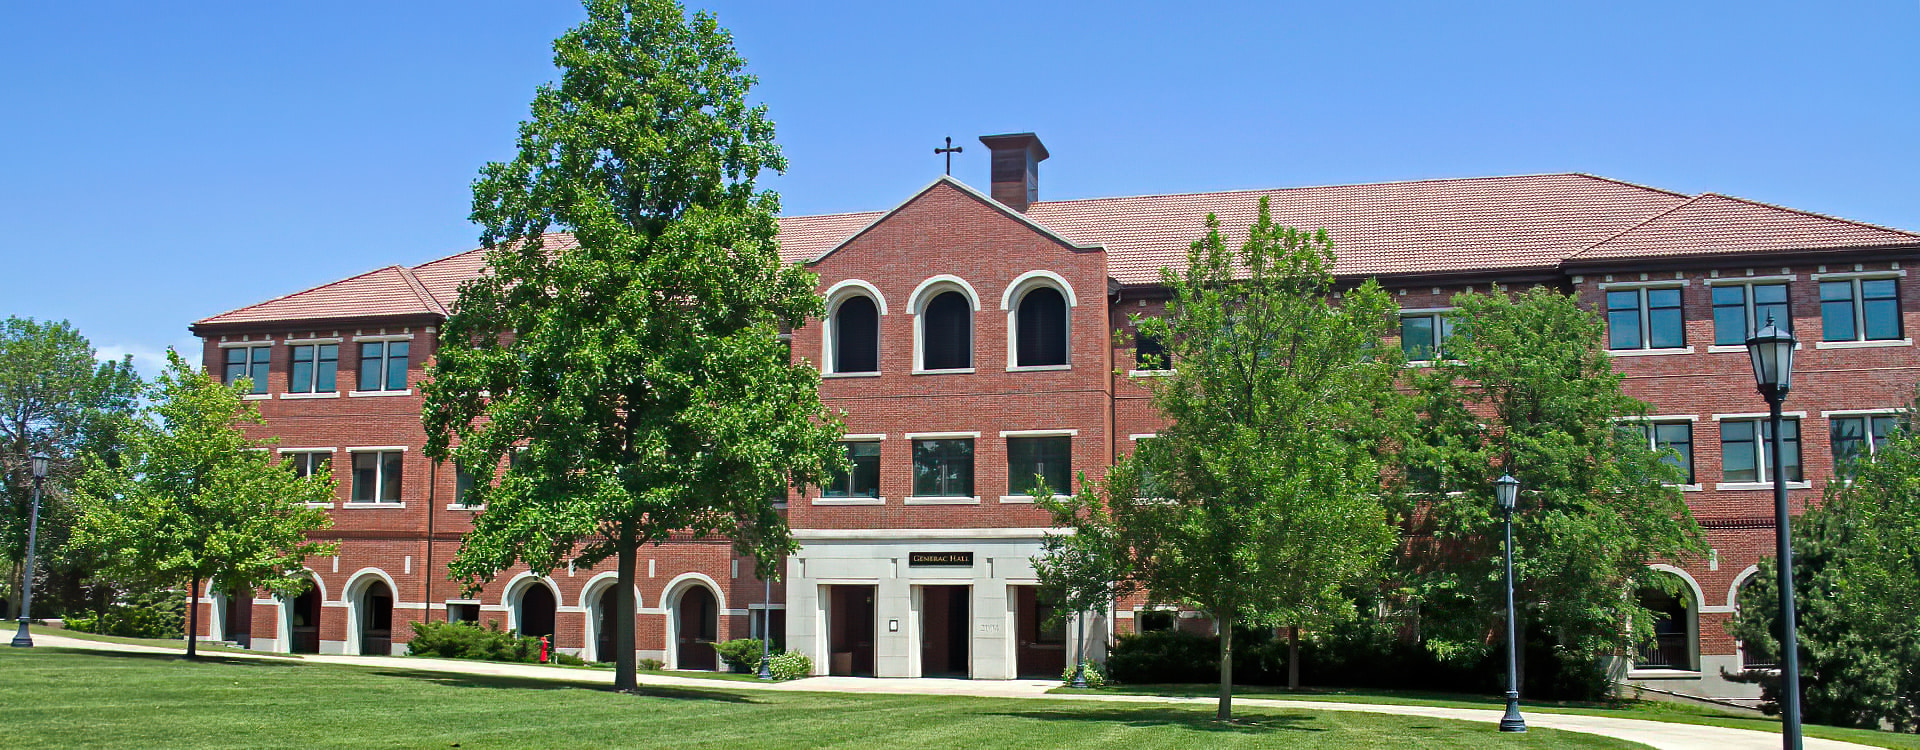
[996,707,1324,734]
[39,648,303,670]
[359,666,760,703]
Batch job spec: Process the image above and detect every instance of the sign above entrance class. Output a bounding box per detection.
[909,552,974,567]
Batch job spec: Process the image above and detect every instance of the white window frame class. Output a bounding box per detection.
[1712,415,1809,491]
[814,434,886,505]
[1824,408,1906,476]
[907,275,981,375]
[1599,281,1692,355]
[821,280,887,377]
[1811,272,1909,348]
[1002,270,1077,372]
[1616,416,1701,490]
[1000,429,1077,503]
[1397,307,1456,365]
[278,448,337,507]
[344,447,407,506]
[1705,277,1796,353]
[219,342,273,397]
[353,339,411,394]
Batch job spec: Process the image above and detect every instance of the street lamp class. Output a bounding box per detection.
[1495,474,1526,733]
[1746,316,1803,750]
[757,573,773,680]
[11,452,50,648]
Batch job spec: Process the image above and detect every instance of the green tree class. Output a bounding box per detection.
[73,351,335,657]
[1033,472,1133,684]
[1732,400,1920,732]
[422,0,844,692]
[0,316,142,618]
[1399,288,1702,697]
[1051,200,1403,720]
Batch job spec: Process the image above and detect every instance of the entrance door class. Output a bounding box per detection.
[676,586,718,670]
[595,587,619,663]
[518,585,557,641]
[918,585,970,678]
[289,588,321,654]
[827,585,876,677]
[224,587,252,648]
[1014,586,1067,679]
[360,581,393,656]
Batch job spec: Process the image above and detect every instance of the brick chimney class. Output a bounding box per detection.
[978,132,1049,212]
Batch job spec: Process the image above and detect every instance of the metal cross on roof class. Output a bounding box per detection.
[934,136,963,175]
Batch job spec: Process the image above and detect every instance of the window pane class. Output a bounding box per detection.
[290,346,314,393]
[1400,315,1435,360]
[1607,291,1643,349]
[386,342,410,391]
[352,452,378,502]
[317,345,337,392]
[1863,280,1901,340]
[1831,417,1866,476]
[1008,436,1071,496]
[1721,421,1757,482]
[1762,419,1802,482]
[912,439,974,497]
[381,452,403,501]
[1753,284,1791,334]
[832,296,879,373]
[1134,332,1167,370]
[455,464,477,506]
[849,441,880,497]
[1646,289,1684,349]
[1711,286,1747,346]
[360,343,384,391]
[1654,423,1694,484]
[247,347,270,394]
[224,348,247,385]
[921,292,972,370]
[1871,416,1898,452]
[1821,281,1857,341]
[1016,287,1069,367]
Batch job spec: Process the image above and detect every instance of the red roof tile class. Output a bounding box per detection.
[1568,193,1920,264]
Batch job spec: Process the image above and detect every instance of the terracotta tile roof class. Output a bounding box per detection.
[194,175,1919,330]
[1568,193,1920,264]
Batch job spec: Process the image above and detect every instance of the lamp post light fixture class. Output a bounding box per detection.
[11,452,50,648]
[1746,316,1803,750]
[1495,473,1526,733]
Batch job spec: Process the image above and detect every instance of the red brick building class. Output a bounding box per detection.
[189,133,1919,700]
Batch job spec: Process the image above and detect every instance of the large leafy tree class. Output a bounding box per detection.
[1047,200,1403,720]
[422,0,843,692]
[0,316,142,618]
[1732,396,1920,732]
[74,351,335,657]
[1398,288,1702,697]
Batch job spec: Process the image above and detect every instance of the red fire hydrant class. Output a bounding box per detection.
[540,635,550,664]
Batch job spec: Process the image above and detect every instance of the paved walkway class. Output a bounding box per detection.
[25,632,1877,750]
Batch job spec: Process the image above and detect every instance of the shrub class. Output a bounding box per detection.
[553,651,588,666]
[1106,629,1220,684]
[407,620,548,663]
[712,638,766,674]
[638,658,665,671]
[767,650,812,681]
[64,589,185,640]
[1061,660,1106,688]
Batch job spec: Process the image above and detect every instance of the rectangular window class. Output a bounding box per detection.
[448,603,480,624]
[1831,414,1901,477]
[284,451,331,480]
[351,451,404,502]
[1133,436,1168,499]
[1632,422,1695,484]
[1137,610,1175,632]
[288,344,339,394]
[455,463,480,506]
[224,346,271,394]
[1399,313,1457,361]
[1134,332,1168,370]
[822,441,881,498]
[1721,419,1802,484]
[1821,278,1902,342]
[358,340,411,391]
[911,438,974,498]
[1607,287,1684,350]
[1007,436,1071,496]
[1712,283,1790,346]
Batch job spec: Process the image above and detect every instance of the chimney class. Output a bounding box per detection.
[978,132,1049,212]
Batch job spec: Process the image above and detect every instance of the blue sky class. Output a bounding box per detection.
[2,1,1914,377]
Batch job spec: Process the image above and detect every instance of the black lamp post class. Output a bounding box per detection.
[1495,473,1527,733]
[1746,316,1802,750]
[757,573,773,680]
[11,452,50,648]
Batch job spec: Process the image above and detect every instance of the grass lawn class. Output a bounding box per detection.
[0,649,1647,750]
[1054,684,1920,750]
[31,623,301,658]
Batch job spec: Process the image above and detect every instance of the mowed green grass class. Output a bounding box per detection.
[0,649,1647,750]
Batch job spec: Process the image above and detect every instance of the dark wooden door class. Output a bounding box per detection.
[361,582,393,656]
[829,585,876,677]
[677,587,717,670]
[596,588,618,663]
[289,589,320,654]
[224,587,251,648]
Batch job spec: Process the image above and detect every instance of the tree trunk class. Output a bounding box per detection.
[1216,612,1234,721]
[1287,625,1300,690]
[186,578,200,659]
[614,524,638,692]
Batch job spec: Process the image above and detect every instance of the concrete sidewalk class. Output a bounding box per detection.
[24,631,1879,750]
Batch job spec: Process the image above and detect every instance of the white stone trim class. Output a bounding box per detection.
[219,340,272,349]
[283,336,344,345]
[912,367,976,375]
[1127,433,1158,441]
[998,429,1079,437]
[1726,565,1764,610]
[1705,275,1797,286]
[1609,347,1696,357]
[1126,369,1173,378]
[999,270,1079,310]
[1814,338,1911,349]
[339,501,406,509]
[351,333,416,342]
[823,279,890,315]
[907,275,982,314]
[904,496,981,505]
[903,431,981,440]
[1596,279,1692,290]
[822,281,887,376]
[1810,269,1906,281]
[812,496,886,506]
[1715,481,1812,491]
[279,391,341,400]
[276,447,336,454]
[998,494,1070,504]
[1613,415,1699,423]
[793,527,1064,541]
[1710,412,1807,421]
[1820,407,1906,418]
[348,389,414,397]
[821,372,881,379]
[242,394,271,401]
[841,433,886,441]
[345,445,410,453]
[909,275,979,373]
[1003,272,1076,371]
[1007,363,1072,372]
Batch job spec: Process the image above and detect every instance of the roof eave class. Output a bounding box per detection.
[1560,243,1920,274]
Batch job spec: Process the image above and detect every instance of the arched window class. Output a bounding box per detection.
[1635,584,1695,671]
[921,291,972,370]
[831,295,879,373]
[1734,576,1778,670]
[1014,286,1068,367]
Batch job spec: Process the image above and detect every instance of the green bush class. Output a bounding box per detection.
[553,651,588,666]
[638,658,665,671]
[712,638,765,673]
[407,620,550,663]
[1061,660,1107,687]
[64,589,185,640]
[1106,629,1219,684]
[767,650,812,681]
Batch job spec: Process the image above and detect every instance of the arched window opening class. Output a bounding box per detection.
[517,583,557,641]
[288,586,321,654]
[1635,585,1694,671]
[359,581,393,656]
[832,295,879,373]
[675,585,720,670]
[922,291,972,370]
[1735,577,1778,670]
[1015,286,1068,367]
[594,586,620,664]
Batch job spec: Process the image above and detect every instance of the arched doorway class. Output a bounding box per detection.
[222,586,252,648]
[594,586,620,663]
[675,585,718,670]
[1635,585,1695,671]
[517,583,557,642]
[288,587,321,654]
[359,581,393,656]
